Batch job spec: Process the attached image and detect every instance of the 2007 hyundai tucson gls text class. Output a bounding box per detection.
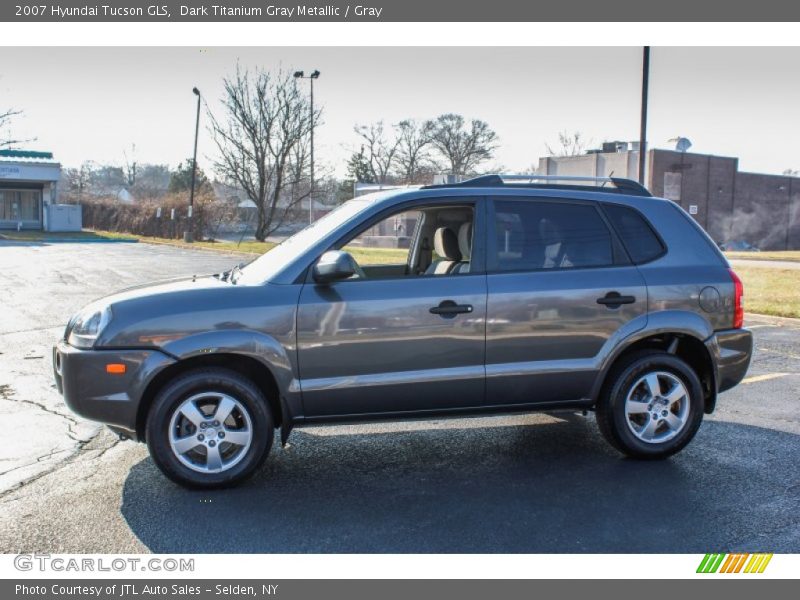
[53,175,753,488]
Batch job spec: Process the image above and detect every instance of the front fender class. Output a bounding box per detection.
[159,329,301,429]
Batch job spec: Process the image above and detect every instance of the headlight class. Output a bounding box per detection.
[67,304,112,349]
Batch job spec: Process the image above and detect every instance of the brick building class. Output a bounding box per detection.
[537,145,800,250]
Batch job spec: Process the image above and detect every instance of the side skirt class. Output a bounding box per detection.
[288,398,594,430]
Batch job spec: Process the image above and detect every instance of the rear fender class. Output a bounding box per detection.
[591,310,714,403]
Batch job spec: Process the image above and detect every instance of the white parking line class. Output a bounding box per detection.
[740,373,789,385]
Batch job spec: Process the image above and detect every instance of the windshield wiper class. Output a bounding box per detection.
[216,263,240,283]
[230,263,243,284]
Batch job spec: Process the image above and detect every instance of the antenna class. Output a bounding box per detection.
[668,137,692,152]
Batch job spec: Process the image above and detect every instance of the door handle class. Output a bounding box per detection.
[596,292,636,308]
[430,300,474,318]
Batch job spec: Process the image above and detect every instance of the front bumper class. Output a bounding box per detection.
[53,340,175,440]
[705,328,753,395]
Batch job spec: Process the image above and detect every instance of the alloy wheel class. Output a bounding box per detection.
[168,392,253,473]
[624,370,690,444]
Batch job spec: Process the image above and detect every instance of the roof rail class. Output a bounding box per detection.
[422,174,652,197]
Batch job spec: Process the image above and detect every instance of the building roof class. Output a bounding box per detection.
[0,149,60,166]
[0,149,53,159]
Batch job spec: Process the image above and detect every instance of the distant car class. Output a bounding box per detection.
[54,175,753,488]
[719,240,760,252]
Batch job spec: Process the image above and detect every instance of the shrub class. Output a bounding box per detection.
[81,192,234,240]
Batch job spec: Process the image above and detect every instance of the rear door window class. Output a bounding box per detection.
[489,199,614,272]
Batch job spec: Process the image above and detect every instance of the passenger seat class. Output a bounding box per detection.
[452,222,472,274]
[425,227,462,275]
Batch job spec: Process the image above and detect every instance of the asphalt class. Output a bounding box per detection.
[0,240,798,553]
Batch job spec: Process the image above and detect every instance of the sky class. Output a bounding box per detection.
[1,46,798,178]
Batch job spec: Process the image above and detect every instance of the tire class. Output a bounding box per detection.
[146,367,273,489]
[596,350,704,459]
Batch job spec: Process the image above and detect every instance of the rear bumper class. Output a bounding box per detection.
[53,340,175,440]
[705,328,753,394]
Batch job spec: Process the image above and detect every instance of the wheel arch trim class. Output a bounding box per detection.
[591,310,716,408]
[136,330,300,442]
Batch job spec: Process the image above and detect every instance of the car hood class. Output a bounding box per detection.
[92,274,269,348]
[98,274,229,305]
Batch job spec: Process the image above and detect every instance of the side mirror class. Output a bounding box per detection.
[312,250,357,284]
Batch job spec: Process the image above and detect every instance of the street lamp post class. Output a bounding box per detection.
[294,69,320,225]
[185,86,201,243]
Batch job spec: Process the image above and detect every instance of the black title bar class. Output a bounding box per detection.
[3,579,798,600]
[3,0,800,22]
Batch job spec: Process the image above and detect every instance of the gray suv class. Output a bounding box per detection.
[53,175,753,488]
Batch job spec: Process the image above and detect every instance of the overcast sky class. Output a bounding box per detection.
[1,46,798,177]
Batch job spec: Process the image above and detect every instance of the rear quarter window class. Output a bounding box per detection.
[603,204,665,264]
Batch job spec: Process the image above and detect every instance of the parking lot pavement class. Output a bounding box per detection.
[0,240,798,553]
[0,241,244,493]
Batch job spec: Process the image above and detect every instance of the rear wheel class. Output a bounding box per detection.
[146,368,273,488]
[596,351,704,459]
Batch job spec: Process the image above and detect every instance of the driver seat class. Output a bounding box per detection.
[425,227,462,275]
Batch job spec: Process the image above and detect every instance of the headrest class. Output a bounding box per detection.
[433,227,462,261]
[538,218,562,246]
[458,222,472,259]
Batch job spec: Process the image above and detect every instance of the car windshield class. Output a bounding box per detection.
[235,196,380,284]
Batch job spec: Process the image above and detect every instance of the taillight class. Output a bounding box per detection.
[728,268,744,329]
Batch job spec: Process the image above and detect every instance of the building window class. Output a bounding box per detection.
[0,189,41,222]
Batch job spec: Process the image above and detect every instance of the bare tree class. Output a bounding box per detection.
[133,164,171,201]
[0,107,32,149]
[783,169,799,177]
[395,119,434,183]
[62,161,95,203]
[123,143,138,187]
[354,121,401,184]
[425,113,498,176]
[545,130,588,157]
[210,66,320,241]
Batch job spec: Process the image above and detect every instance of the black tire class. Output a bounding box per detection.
[146,367,273,489]
[596,350,704,459]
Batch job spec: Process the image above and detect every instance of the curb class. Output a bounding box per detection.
[746,312,800,326]
[133,237,260,258]
[44,238,139,244]
[0,234,138,244]
[728,256,800,265]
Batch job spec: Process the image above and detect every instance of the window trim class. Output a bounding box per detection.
[303,196,486,284]
[599,201,668,266]
[485,196,628,275]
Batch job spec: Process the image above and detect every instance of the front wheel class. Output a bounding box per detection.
[146,368,273,488]
[596,351,704,459]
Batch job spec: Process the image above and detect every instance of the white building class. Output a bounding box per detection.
[0,150,62,230]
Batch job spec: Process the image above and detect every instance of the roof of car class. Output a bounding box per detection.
[423,174,652,197]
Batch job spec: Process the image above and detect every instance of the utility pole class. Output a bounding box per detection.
[185,86,201,243]
[638,46,650,186]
